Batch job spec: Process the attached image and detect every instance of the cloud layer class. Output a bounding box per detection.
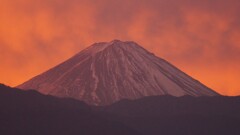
[0,0,240,95]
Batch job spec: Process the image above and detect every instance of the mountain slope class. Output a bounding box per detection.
[1,84,239,135]
[18,40,218,105]
[0,84,141,135]
[100,95,240,135]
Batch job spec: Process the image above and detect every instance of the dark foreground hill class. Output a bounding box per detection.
[101,95,240,135]
[1,84,240,135]
[0,84,140,135]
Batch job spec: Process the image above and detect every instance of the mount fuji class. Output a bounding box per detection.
[18,40,219,105]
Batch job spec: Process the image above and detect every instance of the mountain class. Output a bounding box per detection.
[18,40,218,105]
[0,84,141,135]
[101,95,240,135]
[1,84,239,135]
[0,85,240,135]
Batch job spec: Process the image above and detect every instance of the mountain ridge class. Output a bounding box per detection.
[0,84,141,135]
[1,84,240,135]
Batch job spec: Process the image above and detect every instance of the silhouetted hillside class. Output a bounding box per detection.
[0,84,140,135]
[1,84,240,135]
[101,95,240,135]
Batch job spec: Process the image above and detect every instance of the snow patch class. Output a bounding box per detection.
[90,58,100,102]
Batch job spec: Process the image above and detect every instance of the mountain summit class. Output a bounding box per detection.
[18,40,219,105]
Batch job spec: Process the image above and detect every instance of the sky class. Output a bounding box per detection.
[0,0,240,95]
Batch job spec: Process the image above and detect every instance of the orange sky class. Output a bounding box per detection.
[0,0,240,95]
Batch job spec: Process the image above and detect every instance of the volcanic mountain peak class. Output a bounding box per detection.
[80,40,139,54]
[18,40,219,105]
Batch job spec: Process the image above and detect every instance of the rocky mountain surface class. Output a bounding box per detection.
[18,40,218,105]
